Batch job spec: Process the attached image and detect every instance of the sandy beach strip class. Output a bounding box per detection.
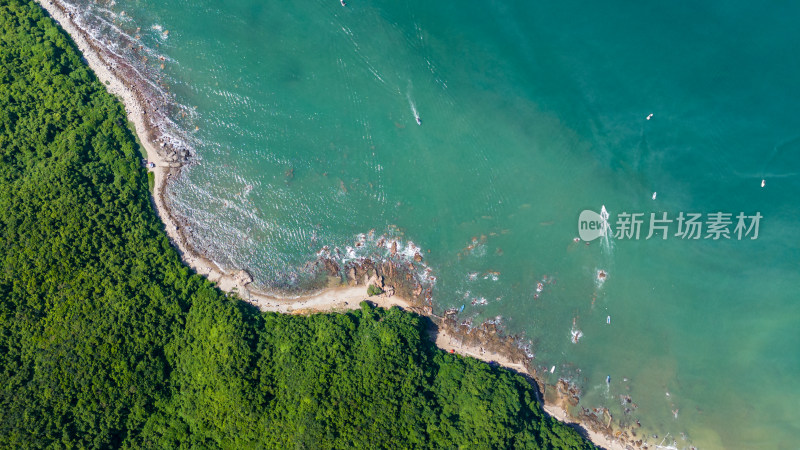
[33,0,366,311]
[34,1,630,448]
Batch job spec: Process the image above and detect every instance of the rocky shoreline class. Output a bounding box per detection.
[321,257,664,449]
[34,1,662,448]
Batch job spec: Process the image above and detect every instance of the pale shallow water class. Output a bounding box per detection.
[66,0,800,447]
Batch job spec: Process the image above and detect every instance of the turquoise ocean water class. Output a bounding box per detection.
[70,0,800,447]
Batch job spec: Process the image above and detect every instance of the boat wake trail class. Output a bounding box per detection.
[600,205,614,255]
[407,89,421,125]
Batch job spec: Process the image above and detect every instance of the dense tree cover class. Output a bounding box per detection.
[0,1,593,448]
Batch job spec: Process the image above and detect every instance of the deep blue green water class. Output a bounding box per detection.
[69,0,800,447]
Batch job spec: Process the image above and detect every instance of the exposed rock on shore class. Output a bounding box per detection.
[328,257,431,313]
[234,269,253,287]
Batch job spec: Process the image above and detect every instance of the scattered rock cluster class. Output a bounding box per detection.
[321,257,432,314]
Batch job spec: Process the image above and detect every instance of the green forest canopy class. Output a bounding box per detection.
[0,1,593,448]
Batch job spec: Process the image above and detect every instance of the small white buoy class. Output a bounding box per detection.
[652,191,657,200]
[761,179,766,188]
[550,365,556,374]
[646,113,654,120]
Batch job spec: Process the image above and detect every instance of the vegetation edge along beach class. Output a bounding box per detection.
[2,0,638,447]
